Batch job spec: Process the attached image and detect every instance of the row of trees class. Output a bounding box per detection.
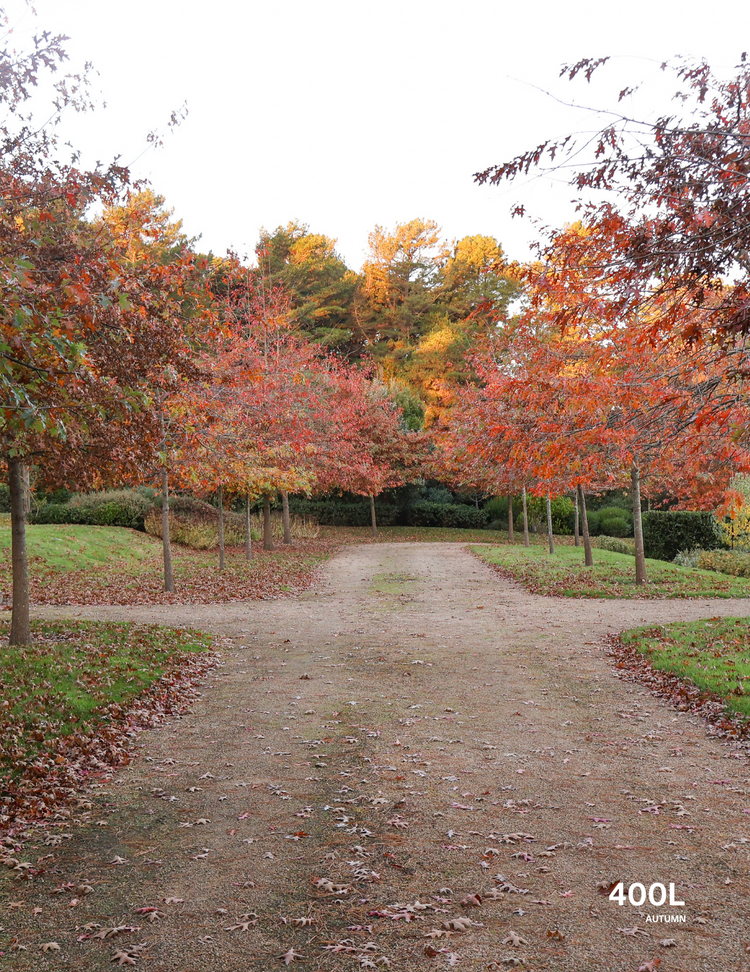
[0,20,429,643]
[438,56,750,581]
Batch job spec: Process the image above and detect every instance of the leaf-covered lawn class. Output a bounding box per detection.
[0,524,527,607]
[0,529,343,605]
[472,543,750,598]
[0,620,215,824]
[611,617,750,737]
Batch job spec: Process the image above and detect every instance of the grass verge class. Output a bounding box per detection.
[611,618,750,738]
[472,543,750,598]
[0,523,158,572]
[0,620,215,826]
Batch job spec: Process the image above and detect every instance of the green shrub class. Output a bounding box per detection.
[527,495,575,534]
[408,502,488,529]
[483,497,509,522]
[0,484,10,513]
[587,505,633,537]
[592,535,635,555]
[144,504,318,548]
[696,549,750,578]
[673,548,704,568]
[642,510,723,562]
[31,490,152,530]
[288,495,399,526]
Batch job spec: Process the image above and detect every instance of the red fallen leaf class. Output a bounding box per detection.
[460,894,482,907]
[638,961,661,972]
[596,881,619,895]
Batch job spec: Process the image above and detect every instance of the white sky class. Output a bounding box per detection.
[5,0,748,268]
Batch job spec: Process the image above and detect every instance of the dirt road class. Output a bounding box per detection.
[10,542,750,970]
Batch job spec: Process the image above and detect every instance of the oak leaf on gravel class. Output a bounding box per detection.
[279,947,305,964]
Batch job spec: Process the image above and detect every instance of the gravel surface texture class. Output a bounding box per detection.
[5,541,750,971]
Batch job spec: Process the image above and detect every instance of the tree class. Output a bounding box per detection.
[474,55,750,353]
[312,367,431,536]
[255,222,358,351]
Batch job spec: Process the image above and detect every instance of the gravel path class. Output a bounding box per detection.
[9,542,750,971]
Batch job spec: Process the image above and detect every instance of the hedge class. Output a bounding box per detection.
[408,501,488,529]
[30,490,153,530]
[642,510,722,561]
[287,496,399,527]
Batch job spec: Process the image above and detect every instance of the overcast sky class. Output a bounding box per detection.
[6,0,748,268]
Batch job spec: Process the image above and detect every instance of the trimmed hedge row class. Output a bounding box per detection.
[642,510,723,561]
[287,496,399,527]
[30,490,153,530]
[408,501,488,529]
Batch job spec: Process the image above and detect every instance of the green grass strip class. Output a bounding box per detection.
[473,544,750,598]
[0,620,212,780]
[620,617,750,719]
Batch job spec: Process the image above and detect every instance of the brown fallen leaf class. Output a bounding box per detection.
[111,950,137,967]
[279,947,305,964]
[442,918,476,932]
[40,942,61,952]
[460,894,481,908]
[502,931,528,947]
[546,929,565,942]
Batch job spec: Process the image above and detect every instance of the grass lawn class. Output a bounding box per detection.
[0,620,215,816]
[0,524,340,605]
[322,525,514,544]
[618,617,750,722]
[0,523,158,571]
[472,543,750,598]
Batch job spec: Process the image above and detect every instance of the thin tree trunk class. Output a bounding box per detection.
[369,493,377,538]
[245,494,253,561]
[20,464,31,515]
[632,464,647,585]
[161,467,175,593]
[507,493,514,543]
[546,493,555,555]
[9,459,31,645]
[263,493,275,551]
[281,491,292,544]
[522,486,530,548]
[574,490,580,547]
[578,484,594,566]
[217,484,225,570]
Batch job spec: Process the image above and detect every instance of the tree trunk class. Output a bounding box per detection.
[217,485,225,570]
[21,464,31,515]
[522,486,530,548]
[161,467,175,593]
[9,459,31,645]
[632,464,647,585]
[281,491,292,544]
[507,493,514,543]
[245,494,253,561]
[546,493,555,555]
[369,493,377,537]
[574,490,580,547]
[263,493,275,551]
[578,484,594,566]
